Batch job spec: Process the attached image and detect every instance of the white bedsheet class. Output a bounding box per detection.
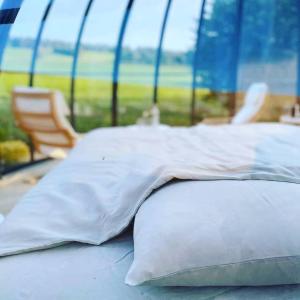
[1,124,300,257]
[1,180,300,299]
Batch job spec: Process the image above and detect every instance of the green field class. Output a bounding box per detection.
[0,47,229,145]
[1,47,193,87]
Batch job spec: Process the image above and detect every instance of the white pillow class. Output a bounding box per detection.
[126,180,300,286]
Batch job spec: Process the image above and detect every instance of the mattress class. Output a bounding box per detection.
[1,180,300,299]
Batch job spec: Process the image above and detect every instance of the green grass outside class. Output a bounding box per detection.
[0,70,228,146]
[2,47,193,87]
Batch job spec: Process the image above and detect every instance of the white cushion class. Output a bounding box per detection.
[231,83,268,124]
[126,180,300,286]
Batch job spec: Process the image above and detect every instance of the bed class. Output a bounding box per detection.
[1,123,300,299]
[0,227,300,300]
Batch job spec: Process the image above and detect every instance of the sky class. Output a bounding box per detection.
[8,0,202,52]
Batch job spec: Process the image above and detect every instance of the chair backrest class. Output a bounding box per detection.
[12,87,79,158]
[231,83,268,124]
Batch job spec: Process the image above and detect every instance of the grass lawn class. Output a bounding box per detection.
[2,47,192,87]
[1,47,229,140]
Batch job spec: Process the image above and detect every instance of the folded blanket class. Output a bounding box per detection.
[0,123,300,257]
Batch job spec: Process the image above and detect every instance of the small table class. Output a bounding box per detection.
[280,115,300,125]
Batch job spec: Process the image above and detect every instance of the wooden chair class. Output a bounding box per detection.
[12,87,80,159]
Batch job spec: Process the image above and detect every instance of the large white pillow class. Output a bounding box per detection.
[126,180,300,286]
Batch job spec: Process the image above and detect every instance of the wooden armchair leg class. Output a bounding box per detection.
[28,136,35,162]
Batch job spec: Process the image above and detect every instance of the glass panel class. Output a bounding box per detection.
[238,0,274,94]
[193,0,241,122]
[1,0,48,75]
[238,0,299,121]
[118,0,166,125]
[0,0,22,8]
[0,0,48,172]
[196,0,240,92]
[159,0,201,125]
[34,0,87,122]
[76,0,127,130]
[239,0,298,95]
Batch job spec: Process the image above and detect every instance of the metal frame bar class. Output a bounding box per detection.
[29,0,54,87]
[190,0,206,125]
[70,0,94,128]
[1,158,50,178]
[227,0,243,116]
[153,0,172,104]
[111,0,135,126]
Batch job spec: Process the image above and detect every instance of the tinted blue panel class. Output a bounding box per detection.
[0,0,22,9]
[192,0,299,96]
[0,8,19,24]
[195,0,241,92]
[239,0,299,96]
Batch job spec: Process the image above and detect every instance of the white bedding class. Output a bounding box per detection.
[1,124,300,257]
[0,230,299,300]
[1,181,300,299]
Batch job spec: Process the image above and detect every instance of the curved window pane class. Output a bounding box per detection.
[34,0,87,118]
[239,0,298,95]
[1,0,48,75]
[0,0,49,155]
[238,0,298,121]
[118,0,166,125]
[1,0,48,76]
[193,0,241,122]
[76,0,127,130]
[159,0,201,125]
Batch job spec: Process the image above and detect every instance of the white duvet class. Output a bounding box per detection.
[0,123,300,257]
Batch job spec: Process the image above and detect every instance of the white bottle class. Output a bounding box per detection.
[295,104,300,118]
[151,104,160,126]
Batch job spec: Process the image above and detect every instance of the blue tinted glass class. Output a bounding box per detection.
[239,0,299,97]
[195,0,240,92]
